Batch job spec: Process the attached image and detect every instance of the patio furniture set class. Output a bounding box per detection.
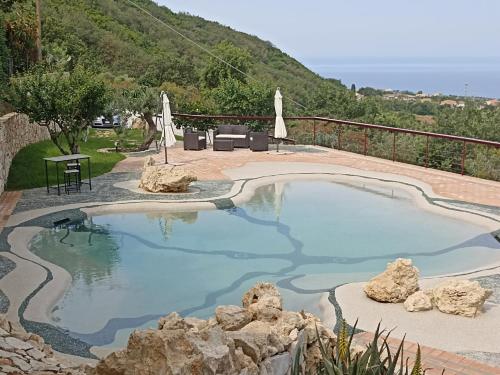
[183,125,269,152]
[43,154,92,195]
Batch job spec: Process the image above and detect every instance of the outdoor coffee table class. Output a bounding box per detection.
[43,154,92,195]
[213,139,234,151]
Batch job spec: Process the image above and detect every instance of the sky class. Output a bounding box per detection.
[157,0,500,62]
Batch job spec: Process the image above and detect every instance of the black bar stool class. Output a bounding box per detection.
[64,169,81,194]
[66,161,81,185]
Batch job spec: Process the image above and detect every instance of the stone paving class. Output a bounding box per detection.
[0,191,21,231]
[354,332,500,375]
[114,144,500,207]
[11,172,233,214]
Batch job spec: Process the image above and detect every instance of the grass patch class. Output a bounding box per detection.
[6,129,135,190]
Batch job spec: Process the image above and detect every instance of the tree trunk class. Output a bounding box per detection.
[137,113,157,151]
[45,124,69,155]
[71,143,80,154]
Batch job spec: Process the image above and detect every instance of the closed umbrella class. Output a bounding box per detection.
[161,91,177,164]
[274,88,287,152]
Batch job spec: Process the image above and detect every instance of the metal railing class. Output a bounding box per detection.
[172,113,500,181]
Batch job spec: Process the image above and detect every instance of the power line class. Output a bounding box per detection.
[124,0,307,110]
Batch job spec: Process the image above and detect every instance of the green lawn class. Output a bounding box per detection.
[6,129,141,190]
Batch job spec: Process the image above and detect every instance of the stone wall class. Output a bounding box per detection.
[0,113,51,194]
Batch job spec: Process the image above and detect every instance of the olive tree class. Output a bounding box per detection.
[7,64,109,154]
[114,85,161,151]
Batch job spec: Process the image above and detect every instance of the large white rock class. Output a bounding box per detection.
[139,165,197,193]
[404,291,433,312]
[364,258,420,303]
[432,279,493,317]
[89,283,336,375]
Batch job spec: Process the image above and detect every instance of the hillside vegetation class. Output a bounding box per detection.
[39,0,332,105]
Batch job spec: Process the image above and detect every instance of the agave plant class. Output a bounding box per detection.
[292,319,435,375]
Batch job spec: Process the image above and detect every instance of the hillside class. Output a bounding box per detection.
[40,0,335,104]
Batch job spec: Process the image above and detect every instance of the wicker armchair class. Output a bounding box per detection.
[183,128,207,150]
[250,132,269,151]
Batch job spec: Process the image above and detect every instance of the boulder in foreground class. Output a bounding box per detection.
[432,279,492,317]
[364,258,420,303]
[88,283,336,375]
[139,158,197,193]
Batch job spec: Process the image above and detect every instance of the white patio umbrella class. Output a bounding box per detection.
[161,91,177,164]
[274,88,287,152]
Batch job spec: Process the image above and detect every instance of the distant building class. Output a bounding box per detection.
[420,98,432,103]
[456,101,465,109]
[440,99,458,107]
[485,99,500,107]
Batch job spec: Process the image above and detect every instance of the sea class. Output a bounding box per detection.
[304,57,500,99]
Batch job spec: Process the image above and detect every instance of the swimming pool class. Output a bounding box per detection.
[29,180,500,348]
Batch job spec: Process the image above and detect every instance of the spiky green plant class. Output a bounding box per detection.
[291,321,434,375]
[410,346,423,375]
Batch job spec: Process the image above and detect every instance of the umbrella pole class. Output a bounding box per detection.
[164,127,168,164]
[162,103,168,164]
[276,139,280,153]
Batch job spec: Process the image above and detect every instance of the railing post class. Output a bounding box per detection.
[461,141,467,175]
[425,136,429,168]
[313,121,317,145]
[364,127,368,156]
[392,132,396,161]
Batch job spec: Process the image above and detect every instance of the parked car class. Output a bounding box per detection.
[93,115,120,128]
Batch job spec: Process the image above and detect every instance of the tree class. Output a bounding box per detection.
[7,64,109,154]
[138,54,197,87]
[4,1,37,74]
[308,82,365,119]
[114,86,161,151]
[202,41,253,89]
[210,78,274,130]
[0,0,16,12]
[0,15,10,85]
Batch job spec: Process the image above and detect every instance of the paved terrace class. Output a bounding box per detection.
[113,145,500,206]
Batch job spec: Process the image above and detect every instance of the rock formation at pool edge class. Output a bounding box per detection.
[88,283,336,375]
[0,315,87,374]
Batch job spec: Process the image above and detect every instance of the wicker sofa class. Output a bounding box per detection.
[213,125,250,148]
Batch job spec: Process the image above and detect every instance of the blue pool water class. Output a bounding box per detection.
[29,180,500,348]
